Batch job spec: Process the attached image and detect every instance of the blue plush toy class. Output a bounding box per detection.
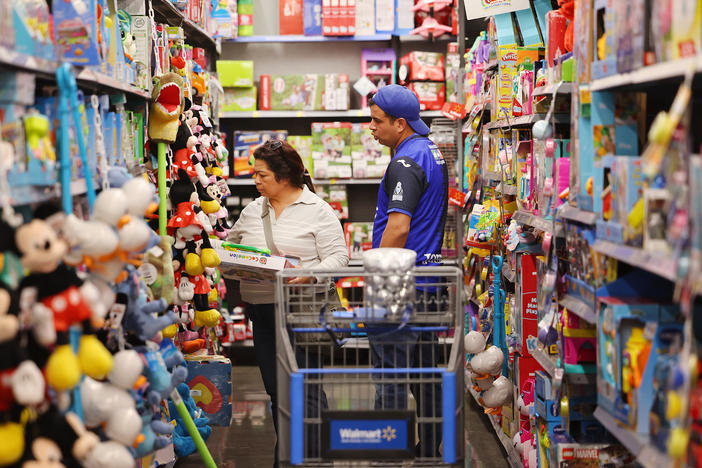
[168,383,212,457]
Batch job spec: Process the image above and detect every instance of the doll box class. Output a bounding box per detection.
[185,355,233,426]
[222,87,257,112]
[344,222,373,260]
[408,82,445,111]
[399,51,445,82]
[213,240,291,283]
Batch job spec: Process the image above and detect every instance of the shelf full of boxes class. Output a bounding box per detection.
[460,0,702,467]
[215,0,466,272]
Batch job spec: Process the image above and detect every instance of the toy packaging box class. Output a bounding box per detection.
[355,0,375,35]
[316,184,349,219]
[304,0,323,35]
[322,73,350,110]
[52,0,99,65]
[216,60,255,87]
[262,74,325,110]
[351,122,390,178]
[399,51,445,82]
[311,121,352,179]
[672,0,702,59]
[213,240,293,283]
[344,222,374,259]
[409,82,446,111]
[222,87,257,112]
[287,135,313,172]
[591,0,617,79]
[279,0,304,35]
[232,130,288,177]
[185,355,233,426]
[497,46,540,119]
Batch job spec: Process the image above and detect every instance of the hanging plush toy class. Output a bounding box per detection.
[168,169,221,328]
[11,219,113,392]
[149,73,186,144]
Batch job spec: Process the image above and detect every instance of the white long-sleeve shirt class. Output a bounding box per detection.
[227,185,349,304]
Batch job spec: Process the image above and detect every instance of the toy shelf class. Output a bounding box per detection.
[589,56,702,92]
[483,171,502,182]
[484,59,498,71]
[513,210,557,233]
[559,205,597,225]
[219,110,444,118]
[397,34,457,42]
[151,0,220,53]
[226,34,393,43]
[466,383,523,468]
[637,444,673,468]
[11,178,90,207]
[502,264,516,283]
[532,347,557,377]
[591,240,678,282]
[483,113,570,130]
[227,178,383,186]
[0,47,151,100]
[593,407,647,458]
[532,82,575,97]
[222,339,254,348]
[558,294,596,324]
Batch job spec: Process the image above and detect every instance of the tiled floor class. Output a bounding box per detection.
[174,362,509,468]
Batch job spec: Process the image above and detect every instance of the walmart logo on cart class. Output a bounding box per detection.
[339,426,397,443]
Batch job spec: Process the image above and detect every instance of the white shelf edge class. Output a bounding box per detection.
[559,294,596,324]
[560,205,597,225]
[513,210,556,233]
[532,347,557,377]
[638,444,673,468]
[590,56,702,91]
[225,34,393,43]
[532,82,575,97]
[484,113,570,130]
[592,240,678,282]
[593,406,647,457]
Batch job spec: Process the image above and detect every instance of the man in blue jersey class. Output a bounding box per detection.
[367,84,448,458]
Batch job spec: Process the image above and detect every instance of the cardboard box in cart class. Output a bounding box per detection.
[185,355,233,426]
[213,240,294,283]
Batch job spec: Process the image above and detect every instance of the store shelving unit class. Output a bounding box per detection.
[219,110,444,119]
[502,264,516,283]
[590,56,702,91]
[483,113,570,130]
[592,240,678,282]
[559,294,596,323]
[513,210,557,233]
[151,0,220,53]
[559,205,597,225]
[532,347,557,377]
[496,183,518,195]
[0,46,151,100]
[227,34,393,43]
[532,82,575,97]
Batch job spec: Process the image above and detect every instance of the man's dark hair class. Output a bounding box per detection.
[368,96,398,123]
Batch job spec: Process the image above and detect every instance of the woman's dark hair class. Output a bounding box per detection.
[253,140,315,192]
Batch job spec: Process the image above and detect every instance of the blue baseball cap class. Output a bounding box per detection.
[372,84,430,136]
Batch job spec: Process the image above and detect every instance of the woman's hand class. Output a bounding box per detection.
[288,262,315,284]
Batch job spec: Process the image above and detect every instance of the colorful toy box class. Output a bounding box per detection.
[185,355,233,426]
[222,87,257,112]
[216,60,255,87]
[232,130,288,177]
[408,82,446,111]
[53,0,101,65]
[672,0,702,59]
[496,46,540,119]
[260,74,325,111]
[213,240,294,283]
[316,184,348,219]
[287,135,313,172]
[591,0,617,79]
[322,73,350,110]
[344,222,373,259]
[311,121,352,179]
[351,122,390,178]
[399,51,445,83]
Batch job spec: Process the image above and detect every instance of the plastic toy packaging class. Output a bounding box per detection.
[53,0,101,65]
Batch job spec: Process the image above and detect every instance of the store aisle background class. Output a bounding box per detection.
[174,351,509,468]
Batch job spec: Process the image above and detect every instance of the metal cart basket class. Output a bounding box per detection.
[275,266,464,467]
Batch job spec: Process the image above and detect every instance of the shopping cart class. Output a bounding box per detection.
[275,266,464,467]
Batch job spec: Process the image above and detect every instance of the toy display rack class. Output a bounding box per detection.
[592,240,678,283]
[483,113,570,130]
[590,55,702,92]
[532,82,575,97]
[226,178,383,186]
[0,46,151,100]
[226,34,457,43]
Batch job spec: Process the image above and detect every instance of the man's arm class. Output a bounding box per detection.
[379,212,411,248]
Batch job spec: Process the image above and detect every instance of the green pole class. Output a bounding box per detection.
[170,388,217,468]
[158,142,167,236]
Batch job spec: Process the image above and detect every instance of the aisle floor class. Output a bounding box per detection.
[174,365,509,468]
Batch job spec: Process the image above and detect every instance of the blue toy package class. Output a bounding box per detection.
[13,0,55,60]
[53,0,100,65]
[185,356,233,427]
[303,0,322,35]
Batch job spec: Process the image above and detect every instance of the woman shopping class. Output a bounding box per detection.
[227,140,349,467]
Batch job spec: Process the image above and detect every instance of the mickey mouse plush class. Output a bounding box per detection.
[11,219,113,392]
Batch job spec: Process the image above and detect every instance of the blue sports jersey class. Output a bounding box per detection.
[372,134,449,267]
